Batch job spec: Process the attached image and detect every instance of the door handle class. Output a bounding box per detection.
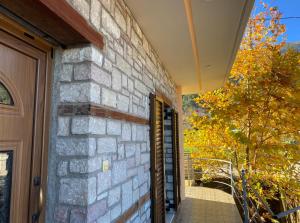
[32,187,43,223]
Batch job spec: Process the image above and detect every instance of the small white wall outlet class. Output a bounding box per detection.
[102,160,109,172]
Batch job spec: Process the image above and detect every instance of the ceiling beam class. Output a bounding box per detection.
[183,0,201,92]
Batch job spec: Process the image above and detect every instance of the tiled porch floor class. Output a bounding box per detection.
[173,187,242,223]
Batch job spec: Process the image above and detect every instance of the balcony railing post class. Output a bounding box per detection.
[242,169,249,223]
[229,162,233,195]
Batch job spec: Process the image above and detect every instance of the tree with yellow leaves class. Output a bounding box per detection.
[185,4,300,221]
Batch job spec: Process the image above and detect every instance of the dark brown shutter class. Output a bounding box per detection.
[171,110,181,210]
[150,94,165,223]
[175,112,181,204]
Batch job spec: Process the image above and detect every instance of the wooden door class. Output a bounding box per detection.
[171,111,181,210]
[150,94,165,223]
[0,22,50,223]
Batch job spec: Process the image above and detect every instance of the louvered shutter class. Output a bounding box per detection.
[150,94,166,223]
[171,110,181,210]
[175,112,181,204]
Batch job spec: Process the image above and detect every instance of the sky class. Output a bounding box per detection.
[254,0,300,43]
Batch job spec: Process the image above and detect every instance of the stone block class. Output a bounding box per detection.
[97,137,117,153]
[125,144,135,158]
[117,144,125,160]
[132,19,143,39]
[97,211,110,223]
[126,157,135,169]
[117,94,129,112]
[99,0,110,10]
[141,143,147,152]
[71,0,90,20]
[72,117,106,135]
[112,160,126,185]
[135,145,141,166]
[60,64,73,82]
[59,177,96,205]
[57,161,68,177]
[112,68,122,91]
[87,199,107,222]
[74,62,112,88]
[122,74,127,88]
[121,123,131,141]
[115,6,126,32]
[54,205,69,223]
[70,208,86,223]
[132,176,139,190]
[131,124,137,141]
[108,186,121,207]
[70,157,102,173]
[90,0,101,30]
[110,204,121,221]
[139,182,148,197]
[128,79,134,92]
[122,180,133,213]
[107,120,121,135]
[141,153,150,165]
[103,58,113,73]
[136,125,145,141]
[102,88,117,108]
[102,8,120,39]
[127,167,138,178]
[138,166,147,185]
[60,82,100,104]
[97,170,111,194]
[116,55,131,76]
[56,138,96,156]
[62,46,103,67]
[97,191,108,201]
[133,188,139,203]
[114,41,123,56]
[57,117,70,136]
[131,29,141,48]
[106,47,116,62]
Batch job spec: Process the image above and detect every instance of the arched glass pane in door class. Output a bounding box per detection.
[0,82,14,105]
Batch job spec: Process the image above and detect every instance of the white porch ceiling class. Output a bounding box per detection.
[125,0,254,94]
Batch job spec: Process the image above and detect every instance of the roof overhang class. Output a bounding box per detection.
[0,0,104,49]
[125,0,255,94]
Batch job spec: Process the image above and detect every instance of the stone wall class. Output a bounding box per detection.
[46,0,178,222]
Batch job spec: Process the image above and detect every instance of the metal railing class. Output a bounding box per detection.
[184,154,300,223]
[240,169,300,223]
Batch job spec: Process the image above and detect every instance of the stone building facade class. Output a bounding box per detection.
[46,0,178,222]
[0,0,254,222]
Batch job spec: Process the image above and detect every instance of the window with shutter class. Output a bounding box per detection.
[150,94,166,223]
